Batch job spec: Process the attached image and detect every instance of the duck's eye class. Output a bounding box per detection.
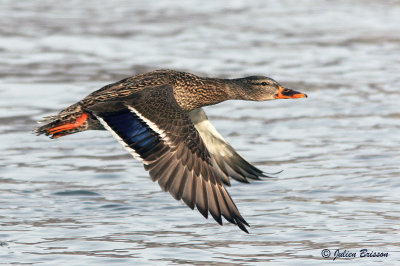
[261,82,268,86]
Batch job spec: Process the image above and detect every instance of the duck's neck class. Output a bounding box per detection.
[173,74,251,111]
[220,78,251,100]
[173,77,231,111]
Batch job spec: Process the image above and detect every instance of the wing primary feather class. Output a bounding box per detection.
[236,220,249,234]
[218,187,250,233]
[205,162,219,185]
[224,157,261,180]
[195,178,208,219]
[215,186,235,224]
[212,157,231,186]
[214,156,231,180]
[157,157,181,192]
[220,187,249,227]
[221,159,250,183]
[208,182,222,225]
[169,166,188,200]
[165,157,185,192]
[148,153,174,181]
[182,169,196,209]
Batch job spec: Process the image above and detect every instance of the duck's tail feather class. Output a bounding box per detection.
[35,112,90,139]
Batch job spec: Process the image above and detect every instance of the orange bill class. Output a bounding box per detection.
[275,85,307,99]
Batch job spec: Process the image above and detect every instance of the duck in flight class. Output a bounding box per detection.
[35,70,307,233]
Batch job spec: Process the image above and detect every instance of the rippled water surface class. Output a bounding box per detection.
[1,0,400,265]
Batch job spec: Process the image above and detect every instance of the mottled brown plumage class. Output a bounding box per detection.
[35,69,307,233]
[81,70,232,111]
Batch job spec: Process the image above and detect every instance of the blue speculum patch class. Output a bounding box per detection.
[103,110,160,154]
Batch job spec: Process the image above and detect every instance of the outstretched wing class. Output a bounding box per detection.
[188,108,268,186]
[87,85,249,233]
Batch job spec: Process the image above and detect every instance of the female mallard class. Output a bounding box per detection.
[35,69,307,233]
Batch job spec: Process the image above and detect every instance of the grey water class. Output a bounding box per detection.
[1,0,400,265]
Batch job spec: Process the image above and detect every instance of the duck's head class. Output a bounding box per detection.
[232,76,307,101]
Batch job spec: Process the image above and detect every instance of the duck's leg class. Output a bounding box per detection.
[35,104,104,138]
